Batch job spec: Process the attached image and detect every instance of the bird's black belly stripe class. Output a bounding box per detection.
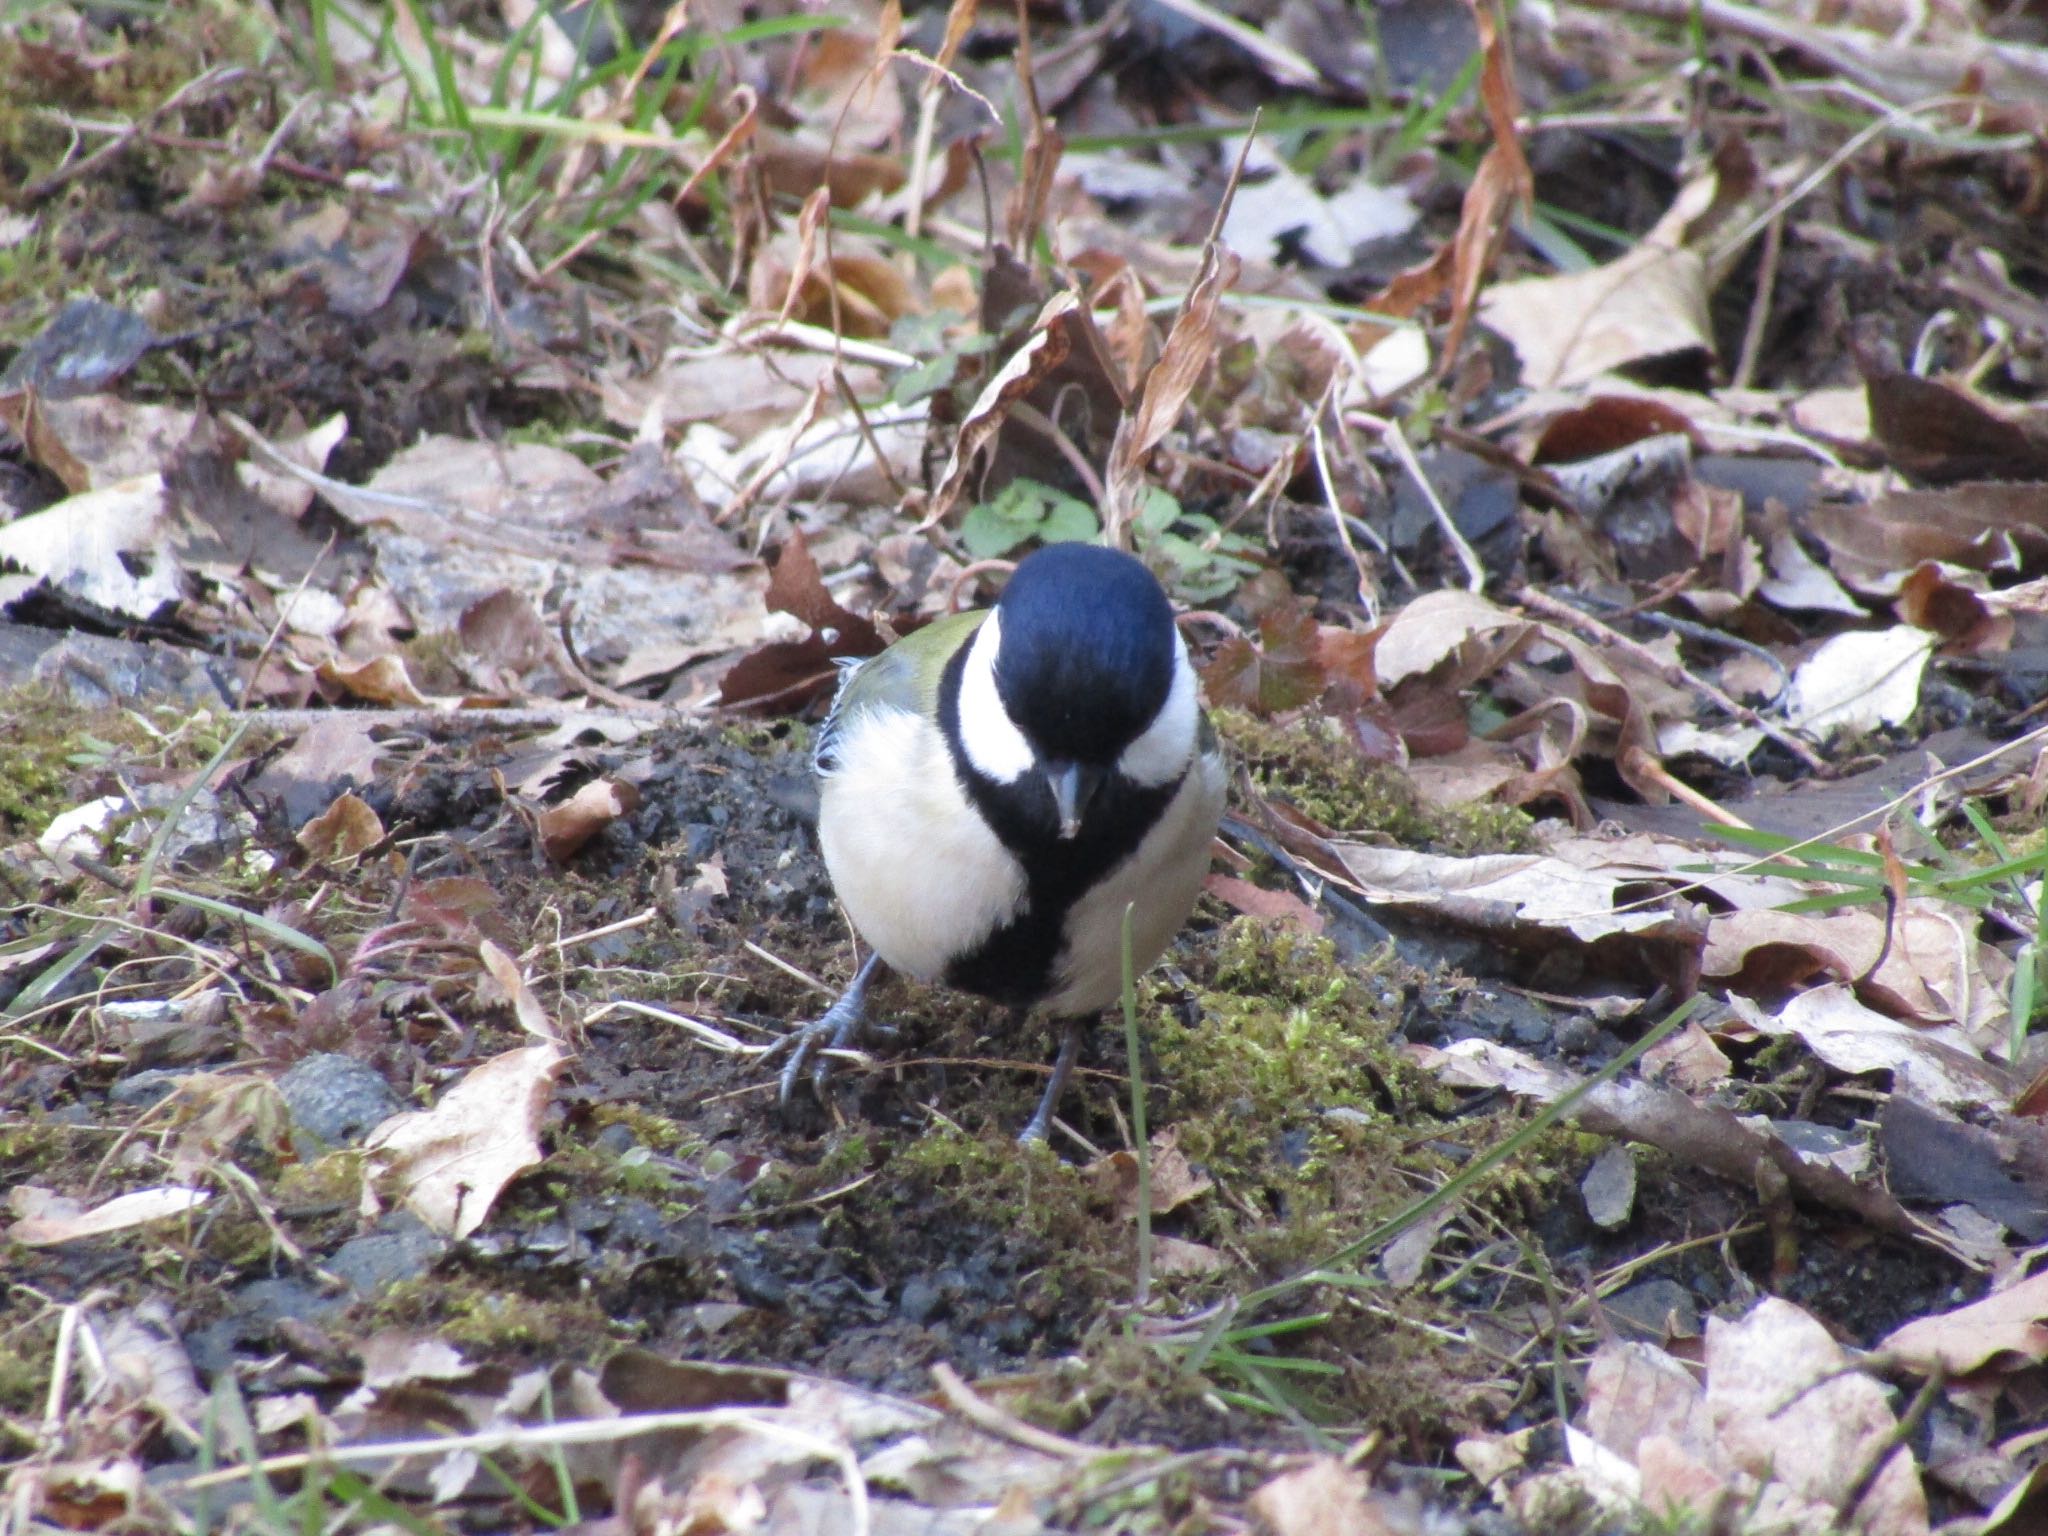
[936,644,1180,1011]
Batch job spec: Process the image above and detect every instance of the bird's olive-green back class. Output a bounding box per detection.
[820,608,989,751]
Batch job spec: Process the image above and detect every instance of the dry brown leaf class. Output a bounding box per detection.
[1893,562,2008,652]
[0,393,193,491]
[1807,483,2048,596]
[1246,1456,1397,1536]
[364,1041,564,1238]
[1204,874,1326,934]
[1704,1299,1929,1536]
[792,26,905,150]
[1881,1269,2048,1376]
[315,653,442,708]
[1704,901,2011,1035]
[1479,165,1725,390]
[924,291,1079,526]
[478,940,561,1044]
[296,790,386,862]
[534,777,641,865]
[456,588,555,692]
[1371,589,1535,692]
[1086,1129,1213,1219]
[1580,1339,1709,1464]
[1640,1020,1732,1093]
[1728,986,2012,1111]
[7,1184,211,1246]
[0,475,181,620]
[1861,367,2048,486]
[1103,240,1240,544]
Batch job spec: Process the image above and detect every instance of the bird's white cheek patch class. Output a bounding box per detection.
[1118,634,1198,787]
[957,612,1035,785]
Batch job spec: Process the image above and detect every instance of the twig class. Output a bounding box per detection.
[1731,209,1783,392]
[1837,1366,1944,1526]
[585,999,772,1055]
[929,1363,1103,1462]
[25,66,246,199]
[238,531,336,711]
[1309,390,1377,622]
[522,908,659,962]
[1008,401,1109,508]
[1363,414,1485,593]
[834,367,908,502]
[743,938,839,1000]
[550,600,657,712]
[1572,589,1792,708]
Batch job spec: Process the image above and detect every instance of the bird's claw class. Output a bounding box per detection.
[774,954,880,1121]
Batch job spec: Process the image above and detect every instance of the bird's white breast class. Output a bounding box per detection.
[816,703,1028,982]
[1045,740,1227,1016]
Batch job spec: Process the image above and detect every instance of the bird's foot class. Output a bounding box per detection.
[773,953,881,1118]
[1016,1019,1085,1146]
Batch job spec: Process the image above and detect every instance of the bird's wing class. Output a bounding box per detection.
[814,609,988,774]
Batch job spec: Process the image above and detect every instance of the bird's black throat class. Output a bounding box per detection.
[936,643,1180,1010]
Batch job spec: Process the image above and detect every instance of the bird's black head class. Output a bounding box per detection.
[992,542,1177,765]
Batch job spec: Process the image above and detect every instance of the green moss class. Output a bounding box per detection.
[369,1272,624,1356]
[885,1122,1106,1243]
[0,687,94,835]
[589,1103,696,1156]
[1156,919,1389,1157]
[0,1308,61,1420]
[1214,708,1535,853]
[720,717,801,754]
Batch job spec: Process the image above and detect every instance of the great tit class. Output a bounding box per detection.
[784,541,1227,1142]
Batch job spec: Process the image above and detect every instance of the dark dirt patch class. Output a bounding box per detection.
[0,695,1977,1464]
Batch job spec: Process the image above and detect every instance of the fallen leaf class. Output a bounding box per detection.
[1705,903,2010,1034]
[1203,873,1326,933]
[1582,1142,1637,1230]
[8,1185,211,1246]
[364,1042,564,1238]
[296,791,386,862]
[1580,1338,1708,1463]
[1784,626,1936,738]
[1807,483,2048,596]
[1727,985,2011,1110]
[534,776,641,864]
[1246,1456,1397,1536]
[0,475,181,620]
[1479,230,1712,390]
[1882,1269,2048,1376]
[1151,1235,1229,1276]
[1086,1129,1213,1219]
[1704,1298,1929,1536]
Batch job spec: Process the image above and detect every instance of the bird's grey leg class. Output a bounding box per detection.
[1018,1017,1085,1145]
[777,952,883,1114]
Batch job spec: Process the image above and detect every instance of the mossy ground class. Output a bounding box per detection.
[1215,707,1538,854]
[0,668,1682,1465]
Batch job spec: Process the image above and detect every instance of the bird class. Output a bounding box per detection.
[782,540,1227,1143]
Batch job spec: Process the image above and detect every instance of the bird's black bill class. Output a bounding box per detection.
[1045,761,1106,840]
